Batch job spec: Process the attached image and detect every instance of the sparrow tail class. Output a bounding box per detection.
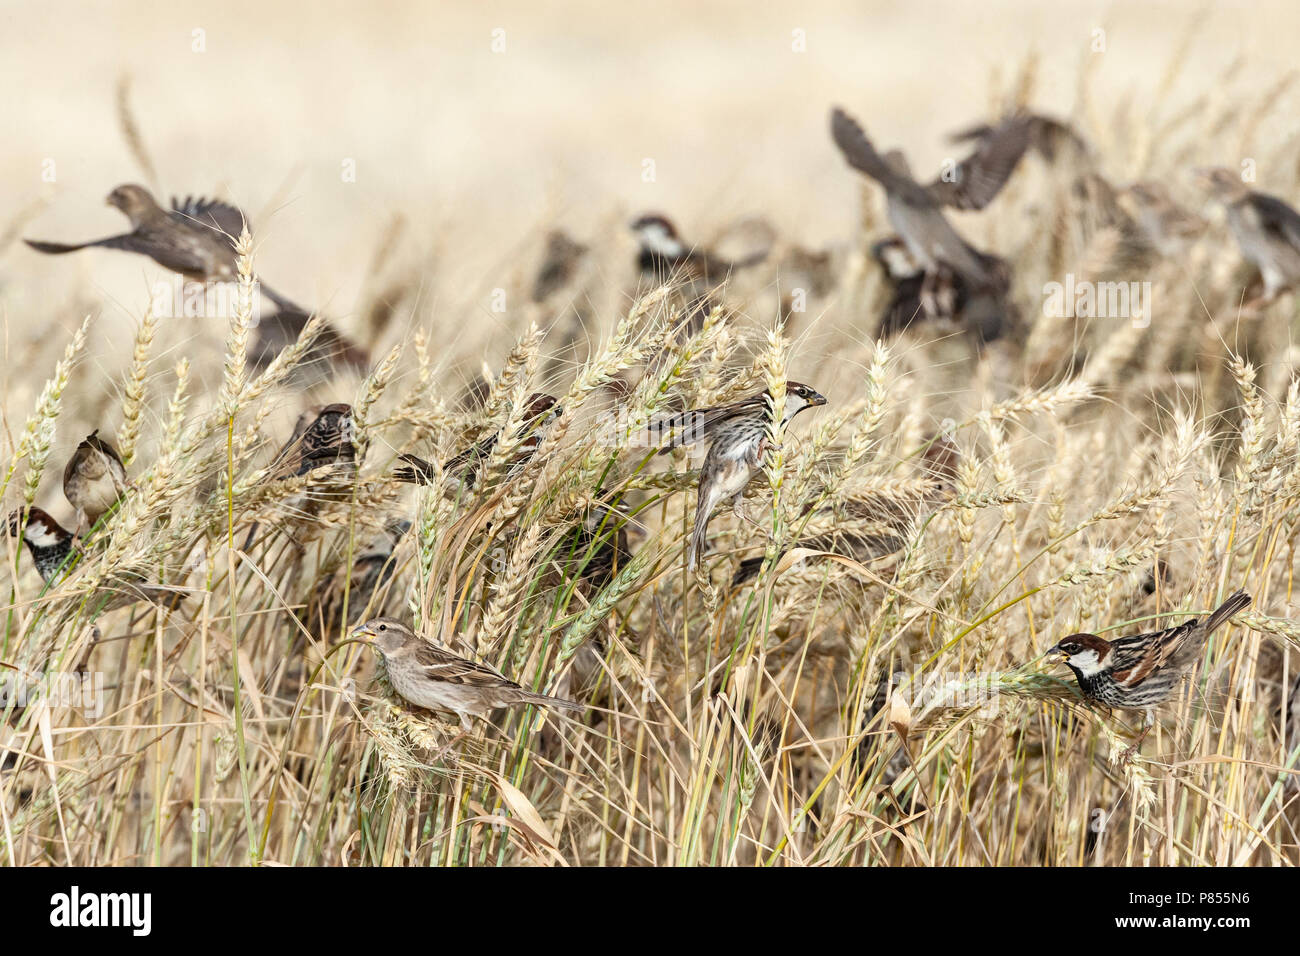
[516,691,583,712]
[1202,590,1252,635]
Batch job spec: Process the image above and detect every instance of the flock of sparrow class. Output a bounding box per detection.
[10,103,1287,752]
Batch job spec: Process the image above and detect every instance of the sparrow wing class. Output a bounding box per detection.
[1250,193,1300,252]
[1106,621,1197,688]
[949,112,1088,163]
[830,108,922,198]
[412,640,519,690]
[928,115,1032,210]
[648,396,766,453]
[170,196,250,246]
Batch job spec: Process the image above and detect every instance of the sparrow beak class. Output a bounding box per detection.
[1043,644,1066,664]
[350,623,376,642]
[809,391,828,408]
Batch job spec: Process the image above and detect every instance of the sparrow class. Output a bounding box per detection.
[5,508,187,609]
[531,229,588,304]
[650,382,827,571]
[630,213,768,289]
[555,494,632,591]
[1195,167,1300,308]
[831,106,1032,294]
[630,213,768,332]
[870,236,1015,344]
[242,403,358,550]
[1045,590,1252,744]
[25,184,300,311]
[62,430,129,531]
[395,393,558,492]
[1121,181,1206,257]
[352,618,582,732]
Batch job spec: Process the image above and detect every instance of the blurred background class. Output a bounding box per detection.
[2,0,1297,404]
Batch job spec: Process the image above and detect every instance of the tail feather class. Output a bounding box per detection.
[517,690,583,712]
[25,238,96,255]
[1202,589,1251,634]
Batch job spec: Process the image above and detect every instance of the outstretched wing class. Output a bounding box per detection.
[831,107,915,195]
[928,115,1032,210]
[170,196,249,245]
[647,396,765,453]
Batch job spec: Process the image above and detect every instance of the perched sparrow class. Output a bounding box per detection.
[831,106,1031,293]
[5,508,187,609]
[1196,167,1300,308]
[242,403,358,549]
[630,213,768,289]
[25,185,299,311]
[870,236,1015,344]
[555,495,632,591]
[1121,182,1206,257]
[1046,590,1252,742]
[395,393,558,492]
[62,430,128,531]
[352,618,582,732]
[650,382,826,571]
[531,229,588,304]
[630,213,768,333]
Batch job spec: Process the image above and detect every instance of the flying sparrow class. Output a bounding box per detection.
[351,618,582,732]
[242,403,358,550]
[25,185,300,311]
[947,111,1089,164]
[6,508,187,610]
[650,382,826,571]
[246,306,371,383]
[395,392,558,492]
[831,106,1031,294]
[1195,167,1300,309]
[1045,589,1252,746]
[62,429,129,532]
[1120,181,1206,257]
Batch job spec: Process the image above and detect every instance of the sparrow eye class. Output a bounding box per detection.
[378,623,387,632]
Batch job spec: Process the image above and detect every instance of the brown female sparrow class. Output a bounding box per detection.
[651,382,826,571]
[1046,590,1252,746]
[6,508,187,610]
[63,430,129,531]
[351,618,582,732]
[394,392,558,493]
[25,185,300,310]
[1195,167,1300,309]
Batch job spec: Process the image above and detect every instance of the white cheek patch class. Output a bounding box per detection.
[24,527,63,548]
[1069,649,1105,677]
[639,226,684,258]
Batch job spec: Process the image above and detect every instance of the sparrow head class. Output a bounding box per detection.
[780,381,828,418]
[870,237,921,279]
[524,392,561,424]
[315,403,356,444]
[5,507,69,546]
[630,213,685,257]
[1045,633,1111,677]
[352,617,415,656]
[106,184,163,227]
[1194,166,1249,203]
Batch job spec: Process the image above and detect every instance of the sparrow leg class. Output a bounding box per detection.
[731,495,764,531]
[1121,711,1155,763]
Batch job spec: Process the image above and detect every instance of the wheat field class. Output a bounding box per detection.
[2,2,1300,867]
